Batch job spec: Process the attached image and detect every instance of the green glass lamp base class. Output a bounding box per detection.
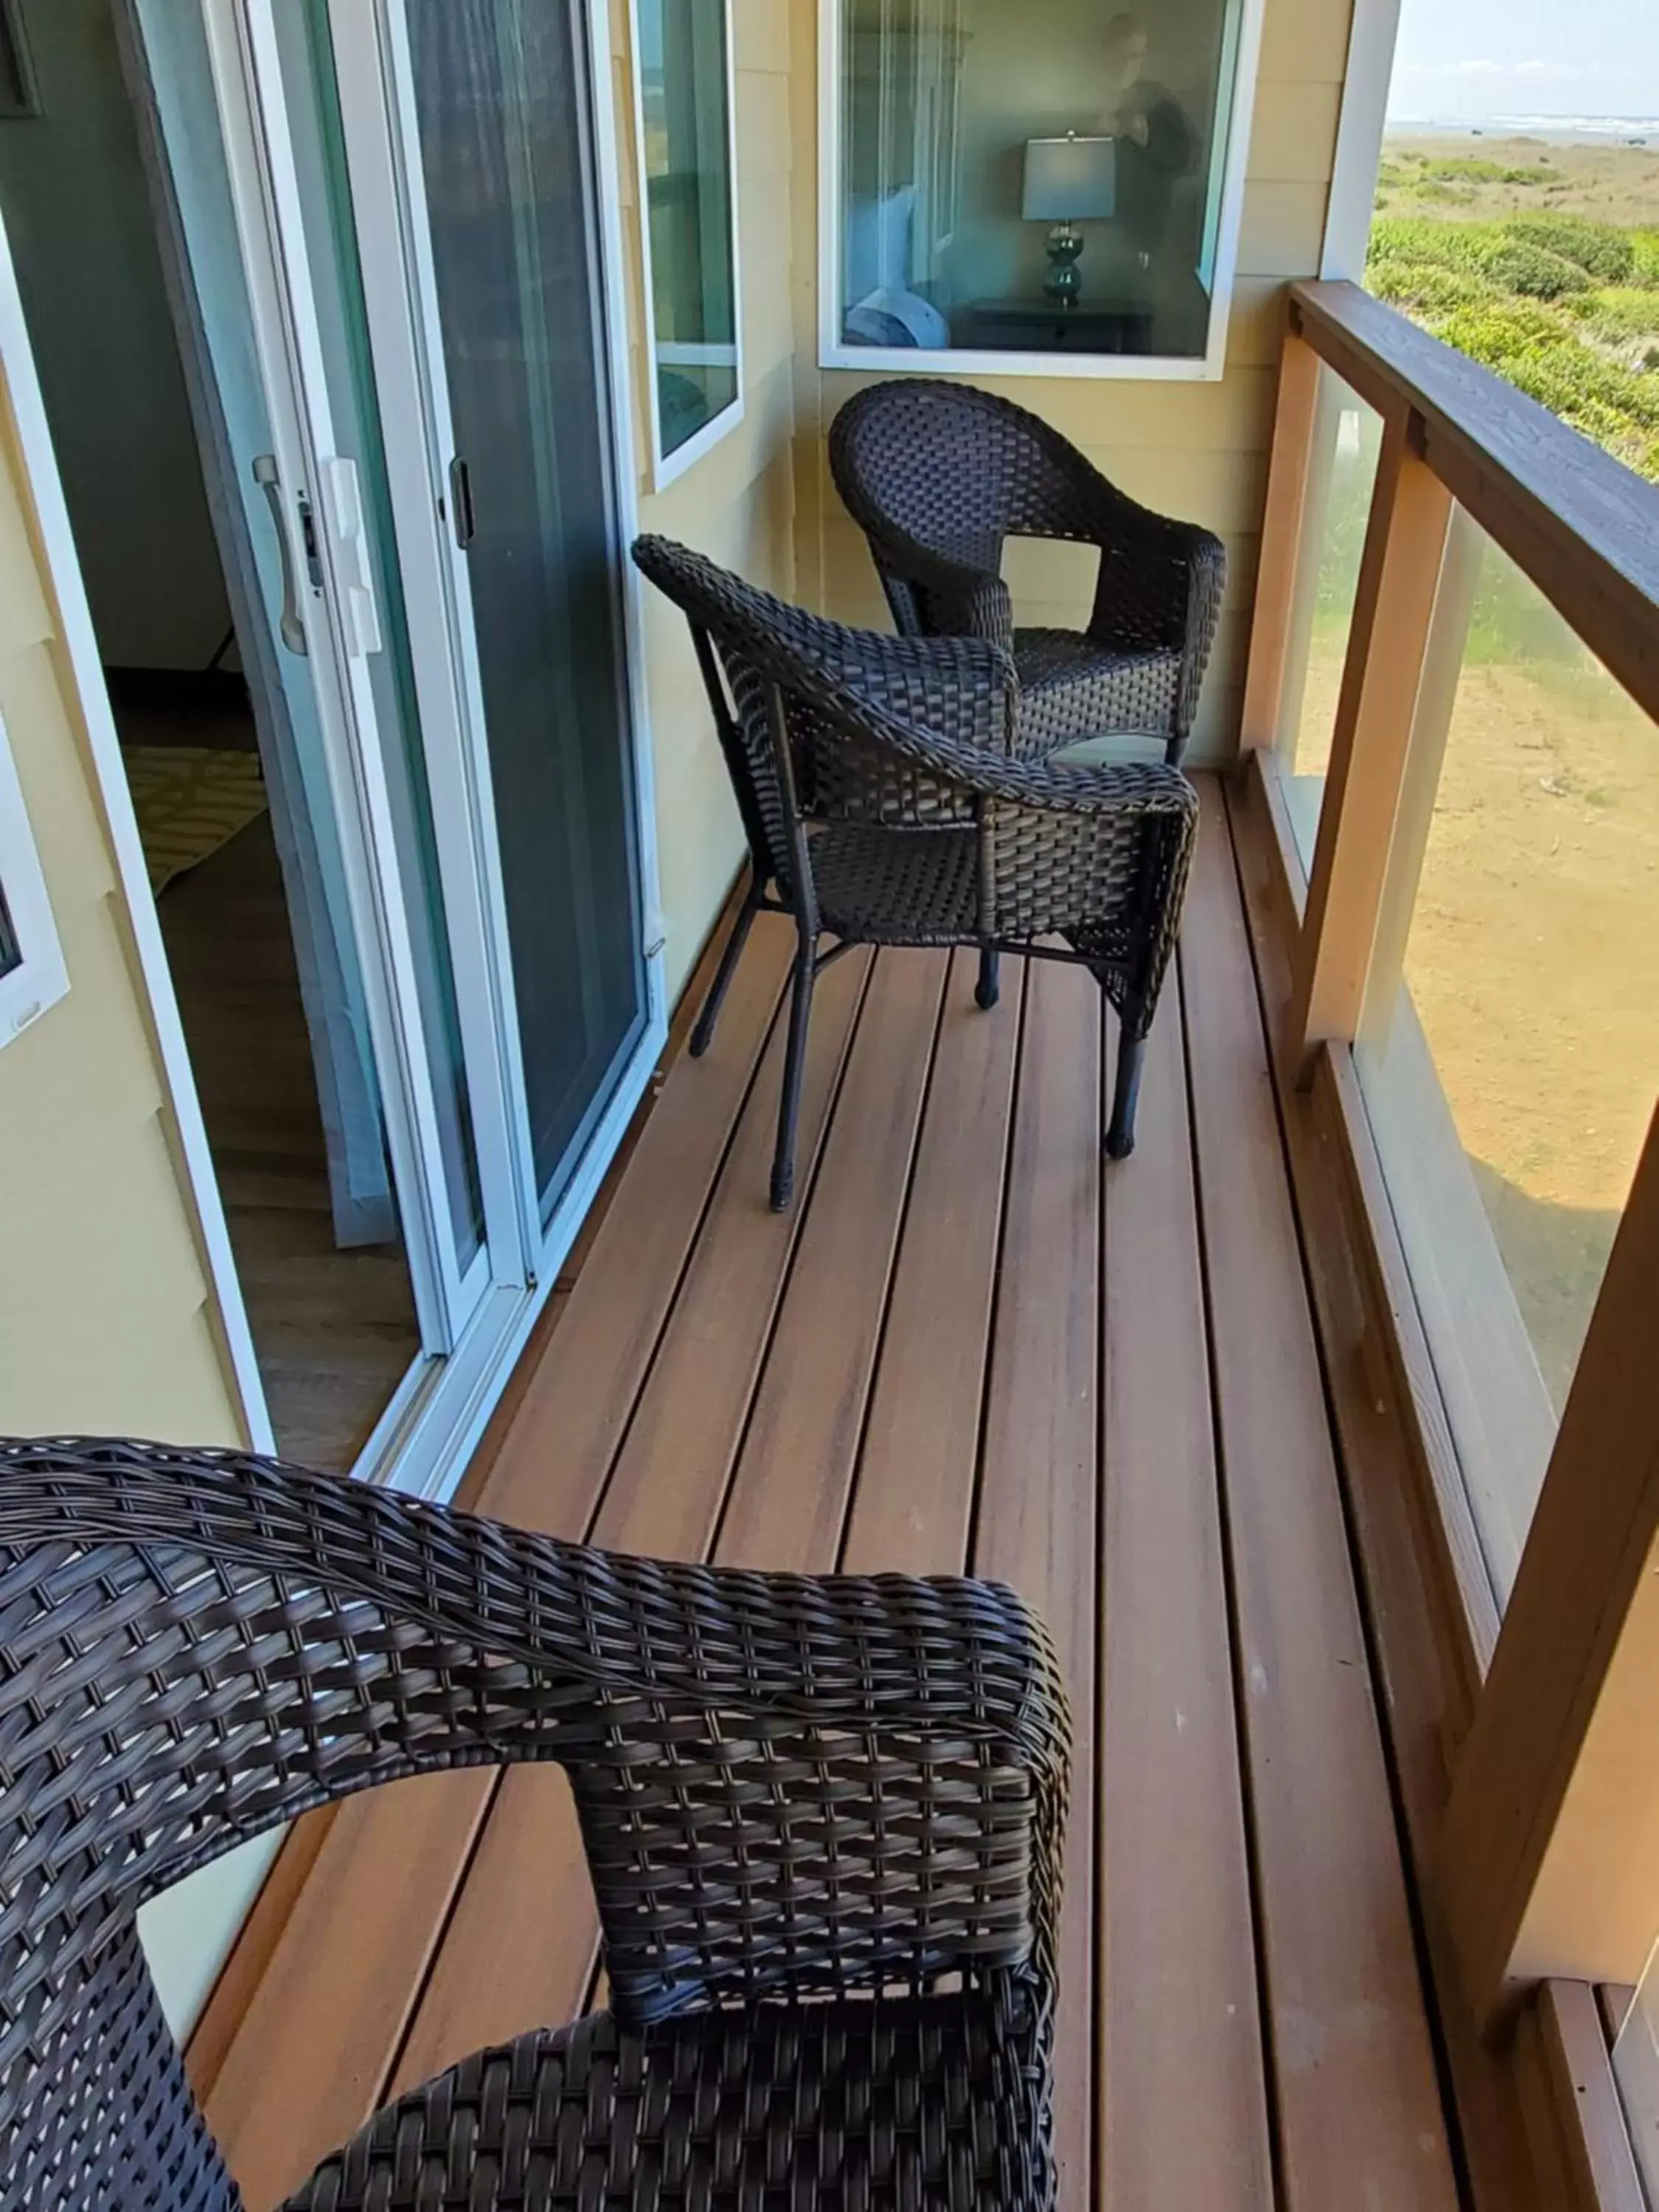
[1041,226,1084,305]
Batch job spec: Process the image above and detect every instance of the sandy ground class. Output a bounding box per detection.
[1377,131,1659,228]
[1293,617,1658,1406]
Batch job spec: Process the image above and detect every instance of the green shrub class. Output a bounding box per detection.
[1421,155,1545,186]
[1503,213,1635,284]
[1565,287,1659,347]
[1367,217,1591,299]
[1368,257,1496,316]
[1631,231,1659,287]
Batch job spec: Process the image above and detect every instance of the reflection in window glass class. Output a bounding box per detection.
[835,0,1251,363]
[1356,526,1659,1601]
[636,0,739,465]
[1276,369,1384,866]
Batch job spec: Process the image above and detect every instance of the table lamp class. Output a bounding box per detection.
[1022,133,1116,304]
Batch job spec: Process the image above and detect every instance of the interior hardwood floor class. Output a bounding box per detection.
[121,681,421,1472]
[192,777,1465,2211]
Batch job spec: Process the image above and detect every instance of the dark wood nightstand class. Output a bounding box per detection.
[963,296,1155,355]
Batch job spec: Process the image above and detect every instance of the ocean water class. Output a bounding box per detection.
[1390,114,1659,144]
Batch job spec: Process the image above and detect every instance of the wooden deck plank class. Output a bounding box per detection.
[479,913,793,1537]
[1181,785,1459,2208]
[392,947,875,2089]
[204,1771,495,2210]
[840,951,1024,1578]
[1099,991,1274,2209]
[973,955,1101,2212]
[715,947,950,1573]
[588,947,875,1565]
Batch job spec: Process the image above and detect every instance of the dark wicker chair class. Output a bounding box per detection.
[829,378,1226,765]
[0,1436,1070,2212]
[632,533,1197,1209]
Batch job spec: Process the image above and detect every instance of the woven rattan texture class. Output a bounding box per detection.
[286,1987,1045,2212]
[829,379,1225,758]
[0,1439,1068,2212]
[629,535,1195,1027]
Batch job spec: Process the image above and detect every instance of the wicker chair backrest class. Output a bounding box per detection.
[830,380,1133,615]
[631,534,1016,919]
[1,1439,1066,2210]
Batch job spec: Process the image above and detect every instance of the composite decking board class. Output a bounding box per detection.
[585,947,876,1565]
[1182,787,1460,2208]
[715,947,951,1574]
[387,1763,596,2101]
[1098,990,1275,2210]
[839,951,1026,1579]
[479,912,794,1538]
[203,1770,497,2211]
[973,955,1102,2212]
[390,948,874,2093]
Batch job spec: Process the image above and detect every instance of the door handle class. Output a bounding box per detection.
[448,455,476,550]
[252,452,308,655]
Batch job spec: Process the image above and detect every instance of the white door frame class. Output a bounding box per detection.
[320,0,667,1279]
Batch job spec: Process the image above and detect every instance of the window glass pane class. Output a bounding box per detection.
[1356,521,1659,1604]
[1614,1947,1659,2202]
[636,0,738,460]
[1276,367,1384,867]
[836,0,1250,362]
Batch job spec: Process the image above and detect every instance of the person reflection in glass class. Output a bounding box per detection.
[1101,11,1195,272]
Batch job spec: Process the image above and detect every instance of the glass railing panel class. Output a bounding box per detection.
[1274,365,1385,869]
[1355,517,1658,1604]
[1613,1943,1659,2199]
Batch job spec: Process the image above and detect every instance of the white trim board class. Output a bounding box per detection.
[627,0,745,490]
[1322,0,1401,281]
[0,210,274,1452]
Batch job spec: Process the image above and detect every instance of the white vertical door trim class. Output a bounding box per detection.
[1322,0,1401,280]
[0,210,275,1453]
[206,0,474,1350]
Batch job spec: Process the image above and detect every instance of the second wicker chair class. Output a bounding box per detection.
[633,535,1197,1211]
[830,378,1225,765]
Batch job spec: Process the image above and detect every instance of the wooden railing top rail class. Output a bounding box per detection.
[1289,279,1659,723]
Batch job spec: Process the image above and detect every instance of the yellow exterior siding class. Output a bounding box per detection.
[609,0,804,1006]
[0,400,241,1448]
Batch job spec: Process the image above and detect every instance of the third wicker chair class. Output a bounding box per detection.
[632,534,1198,1210]
[830,378,1225,765]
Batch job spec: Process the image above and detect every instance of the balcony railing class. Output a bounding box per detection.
[1239,276,1659,2208]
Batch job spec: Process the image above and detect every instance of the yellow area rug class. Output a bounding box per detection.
[123,746,268,895]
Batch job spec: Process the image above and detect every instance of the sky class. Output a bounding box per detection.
[1387,0,1659,122]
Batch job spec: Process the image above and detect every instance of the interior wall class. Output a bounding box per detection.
[608,0,799,1006]
[793,0,1354,768]
[0,0,229,671]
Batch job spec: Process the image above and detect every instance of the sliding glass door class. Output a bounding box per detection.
[178,0,660,1486]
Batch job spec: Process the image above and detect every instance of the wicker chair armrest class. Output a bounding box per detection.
[866,524,1015,647]
[0,1439,1069,2027]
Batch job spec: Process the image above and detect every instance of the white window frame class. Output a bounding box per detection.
[629,0,744,488]
[817,0,1266,383]
[0,701,69,1050]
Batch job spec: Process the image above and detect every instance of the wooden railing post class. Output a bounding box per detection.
[1289,408,1453,1082]
[1240,328,1322,754]
[1439,1106,1659,2028]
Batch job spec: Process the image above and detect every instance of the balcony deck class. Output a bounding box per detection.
[193,779,1463,2211]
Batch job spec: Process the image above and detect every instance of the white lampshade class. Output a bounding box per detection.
[1021,134,1116,223]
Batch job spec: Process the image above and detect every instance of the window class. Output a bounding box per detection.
[631,0,742,484]
[0,703,69,1049]
[822,0,1262,378]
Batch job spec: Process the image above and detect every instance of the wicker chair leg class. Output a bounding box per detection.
[771,938,816,1211]
[691,878,760,1057]
[1105,1028,1147,1160]
[975,948,1001,1011]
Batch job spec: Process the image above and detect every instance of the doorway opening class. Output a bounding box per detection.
[0,0,420,1470]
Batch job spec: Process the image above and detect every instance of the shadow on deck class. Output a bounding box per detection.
[193,779,1462,2211]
